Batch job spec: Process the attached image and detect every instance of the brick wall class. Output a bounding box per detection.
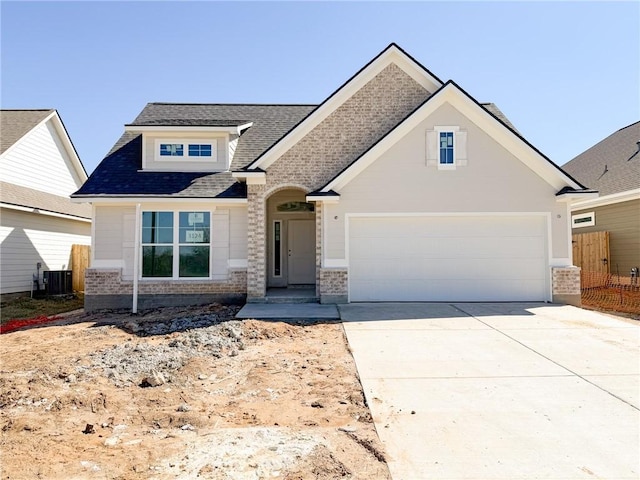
[319,268,348,304]
[551,266,581,306]
[85,268,246,298]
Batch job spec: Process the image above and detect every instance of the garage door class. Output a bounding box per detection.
[349,215,548,302]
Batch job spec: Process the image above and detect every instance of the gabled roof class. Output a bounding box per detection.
[314,80,589,195]
[73,104,316,198]
[1,181,91,219]
[245,43,444,171]
[562,121,640,197]
[0,109,88,181]
[0,109,54,154]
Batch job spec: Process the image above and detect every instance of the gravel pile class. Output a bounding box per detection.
[88,317,245,387]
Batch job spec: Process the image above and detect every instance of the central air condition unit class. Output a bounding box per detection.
[43,270,73,295]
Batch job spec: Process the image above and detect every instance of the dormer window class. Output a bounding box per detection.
[160,143,184,156]
[188,144,212,157]
[155,139,218,162]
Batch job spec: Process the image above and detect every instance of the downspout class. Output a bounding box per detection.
[132,203,141,313]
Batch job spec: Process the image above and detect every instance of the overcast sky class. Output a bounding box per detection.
[2,1,638,174]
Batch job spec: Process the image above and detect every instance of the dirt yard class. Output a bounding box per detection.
[0,304,390,479]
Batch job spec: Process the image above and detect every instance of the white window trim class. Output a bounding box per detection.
[141,209,213,280]
[572,211,595,228]
[154,139,218,163]
[434,125,459,170]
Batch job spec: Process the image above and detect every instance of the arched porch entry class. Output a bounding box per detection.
[266,188,316,289]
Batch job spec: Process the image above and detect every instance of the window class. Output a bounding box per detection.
[427,126,466,169]
[160,144,184,156]
[439,132,454,165]
[273,221,282,277]
[141,211,211,278]
[155,139,217,162]
[572,212,595,228]
[188,144,212,157]
[276,201,315,213]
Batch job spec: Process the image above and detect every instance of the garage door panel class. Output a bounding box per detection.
[349,216,548,302]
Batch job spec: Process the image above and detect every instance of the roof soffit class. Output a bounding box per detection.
[246,44,443,171]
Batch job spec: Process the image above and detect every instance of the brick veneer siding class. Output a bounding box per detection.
[247,64,430,302]
[84,268,247,311]
[265,64,430,192]
[551,266,581,306]
[319,268,348,304]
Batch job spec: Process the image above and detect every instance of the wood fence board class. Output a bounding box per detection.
[71,244,90,292]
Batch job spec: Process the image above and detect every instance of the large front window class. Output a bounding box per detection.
[142,211,211,278]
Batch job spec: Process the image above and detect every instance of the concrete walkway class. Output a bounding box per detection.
[341,303,640,480]
[236,302,339,320]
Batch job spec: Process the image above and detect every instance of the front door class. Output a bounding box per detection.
[287,219,315,284]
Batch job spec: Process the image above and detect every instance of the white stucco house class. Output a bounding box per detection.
[72,44,595,311]
[0,109,91,296]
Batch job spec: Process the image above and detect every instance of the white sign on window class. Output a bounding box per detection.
[186,230,204,243]
[188,212,204,225]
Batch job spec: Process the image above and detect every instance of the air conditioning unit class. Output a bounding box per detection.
[43,270,73,295]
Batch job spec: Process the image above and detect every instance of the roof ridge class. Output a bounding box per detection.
[615,120,640,133]
[146,102,319,107]
[0,108,55,112]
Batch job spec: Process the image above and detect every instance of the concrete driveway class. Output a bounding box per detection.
[340,303,639,480]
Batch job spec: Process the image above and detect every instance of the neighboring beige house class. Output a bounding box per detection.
[72,44,595,311]
[0,109,91,296]
[563,121,640,276]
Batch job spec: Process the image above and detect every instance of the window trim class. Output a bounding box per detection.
[154,139,218,163]
[572,211,595,228]
[141,210,213,280]
[434,126,459,170]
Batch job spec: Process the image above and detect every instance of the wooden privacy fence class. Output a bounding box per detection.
[70,244,90,292]
[572,231,610,287]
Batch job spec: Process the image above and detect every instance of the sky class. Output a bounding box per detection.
[1,1,638,175]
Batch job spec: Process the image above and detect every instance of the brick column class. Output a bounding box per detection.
[315,202,322,297]
[552,266,581,306]
[247,183,267,302]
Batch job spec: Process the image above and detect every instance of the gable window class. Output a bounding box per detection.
[572,212,595,228]
[155,139,218,162]
[439,132,454,165]
[142,210,211,278]
[426,126,467,169]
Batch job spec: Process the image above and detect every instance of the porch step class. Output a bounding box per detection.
[265,295,319,304]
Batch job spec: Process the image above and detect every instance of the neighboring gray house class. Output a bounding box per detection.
[563,121,640,275]
[72,44,594,311]
[0,109,91,295]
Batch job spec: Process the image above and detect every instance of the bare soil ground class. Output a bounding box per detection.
[0,304,390,479]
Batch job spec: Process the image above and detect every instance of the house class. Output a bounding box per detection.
[563,121,640,276]
[0,109,91,296]
[72,44,595,311]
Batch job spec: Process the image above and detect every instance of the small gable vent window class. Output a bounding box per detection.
[572,212,595,228]
[156,139,217,162]
[426,126,467,170]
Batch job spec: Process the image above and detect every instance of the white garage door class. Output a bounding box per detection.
[349,215,548,302]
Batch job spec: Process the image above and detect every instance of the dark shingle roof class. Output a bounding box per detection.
[74,104,316,198]
[1,181,91,219]
[480,103,518,133]
[75,100,523,199]
[0,110,53,154]
[562,121,640,196]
